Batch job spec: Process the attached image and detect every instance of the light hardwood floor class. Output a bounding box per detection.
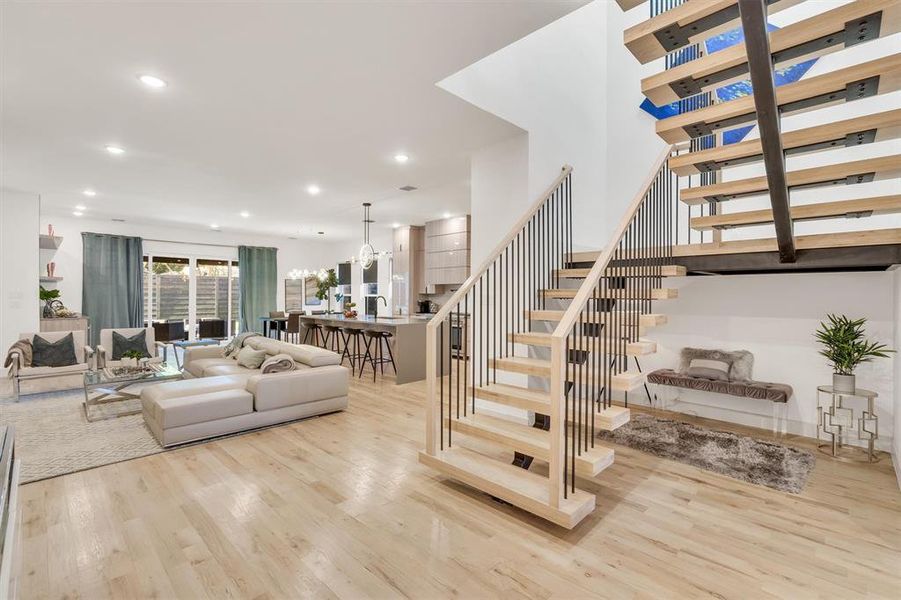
[16,376,901,599]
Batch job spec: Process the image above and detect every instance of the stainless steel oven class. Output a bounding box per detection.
[449,314,467,359]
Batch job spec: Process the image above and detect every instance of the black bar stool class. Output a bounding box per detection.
[301,319,324,347]
[360,330,396,381]
[323,325,343,353]
[340,328,366,376]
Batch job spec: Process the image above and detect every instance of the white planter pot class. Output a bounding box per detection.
[833,373,856,394]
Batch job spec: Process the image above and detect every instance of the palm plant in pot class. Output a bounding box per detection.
[815,314,893,393]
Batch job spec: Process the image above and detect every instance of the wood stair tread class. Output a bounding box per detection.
[641,0,899,105]
[691,194,901,230]
[670,108,901,176]
[508,332,657,356]
[672,228,901,257]
[450,413,615,478]
[541,287,678,300]
[474,382,551,413]
[526,309,668,328]
[623,0,802,64]
[656,55,901,143]
[556,265,687,277]
[680,154,901,204]
[418,446,596,529]
[490,356,646,392]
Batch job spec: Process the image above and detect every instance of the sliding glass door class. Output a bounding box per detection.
[143,254,240,339]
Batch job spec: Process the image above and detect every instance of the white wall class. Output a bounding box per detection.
[0,188,40,351]
[439,1,609,249]
[893,267,901,485]
[39,211,343,316]
[641,272,896,450]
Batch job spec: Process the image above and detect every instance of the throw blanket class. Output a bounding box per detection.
[4,339,33,376]
[223,332,261,358]
[261,353,296,374]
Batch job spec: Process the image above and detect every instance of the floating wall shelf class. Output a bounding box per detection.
[39,235,63,250]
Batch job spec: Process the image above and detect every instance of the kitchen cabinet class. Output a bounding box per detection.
[392,225,424,315]
[423,215,470,293]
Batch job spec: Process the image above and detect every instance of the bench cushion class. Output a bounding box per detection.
[144,389,253,429]
[648,369,792,403]
[185,357,235,378]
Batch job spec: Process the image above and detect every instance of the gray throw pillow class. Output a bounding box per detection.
[112,330,150,360]
[236,346,267,369]
[31,333,77,367]
[684,366,730,381]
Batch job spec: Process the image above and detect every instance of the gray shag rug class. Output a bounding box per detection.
[599,413,815,493]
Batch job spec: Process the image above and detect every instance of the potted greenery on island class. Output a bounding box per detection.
[815,314,894,394]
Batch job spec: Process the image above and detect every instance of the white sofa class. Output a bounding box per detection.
[97,327,167,368]
[9,330,92,400]
[141,337,349,446]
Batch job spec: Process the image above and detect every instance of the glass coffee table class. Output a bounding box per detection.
[83,363,183,422]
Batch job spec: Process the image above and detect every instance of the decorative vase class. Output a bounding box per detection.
[42,301,54,318]
[48,224,54,237]
[49,262,56,277]
[833,373,856,394]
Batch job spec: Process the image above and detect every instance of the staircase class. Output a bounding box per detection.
[421,0,901,528]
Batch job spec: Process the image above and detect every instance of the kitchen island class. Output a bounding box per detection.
[302,314,431,384]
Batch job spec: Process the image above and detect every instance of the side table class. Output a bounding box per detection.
[816,385,879,463]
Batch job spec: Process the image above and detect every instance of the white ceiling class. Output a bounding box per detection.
[1,1,586,241]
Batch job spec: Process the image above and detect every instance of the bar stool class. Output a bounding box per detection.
[341,328,366,376]
[322,325,343,353]
[301,319,324,347]
[360,330,397,382]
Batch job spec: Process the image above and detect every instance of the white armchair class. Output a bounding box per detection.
[11,330,92,401]
[97,327,168,369]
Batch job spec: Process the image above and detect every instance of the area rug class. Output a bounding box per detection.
[0,390,164,484]
[598,413,815,493]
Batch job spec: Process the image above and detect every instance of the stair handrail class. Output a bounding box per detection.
[425,164,573,455]
[551,146,674,340]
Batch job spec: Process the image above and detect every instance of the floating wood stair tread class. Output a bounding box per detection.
[542,287,679,300]
[681,154,900,204]
[691,195,901,230]
[641,0,898,105]
[526,310,668,328]
[556,265,687,278]
[490,357,646,392]
[596,405,631,431]
[670,108,901,176]
[451,413,615,478]
[508,332,657,356]
[567,250,604,263]
[673,228,901,257]
[474,382,551,413]
[418,447,596,529]
[615,0,647,11]
[656,55,901,143]
[624,0,802,64]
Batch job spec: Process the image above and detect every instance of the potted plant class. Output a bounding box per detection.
[39,286,61,318]
[121,350,146,369]
[316,268,339,313]
[815,314,894,393]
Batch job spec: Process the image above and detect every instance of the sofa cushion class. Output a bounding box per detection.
[32,333,77,367]
[185,357,235,378]
[145,389,253,429]
[247,365,349,412]
[112,330,150,360]
[244,337,340,367]
[141,374,248,404]
[236,346,267,369]
[204,364,258,377]
[19,363,88,377]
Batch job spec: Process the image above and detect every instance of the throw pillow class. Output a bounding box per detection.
[236,346,267,369]
[31,333,77,367]
[684,366,730,381]
[112,330,150,361]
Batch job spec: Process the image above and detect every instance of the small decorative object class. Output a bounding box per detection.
[121,349,145,368]
[815,314,894,394]
[48,224,54,237]
[358,202,376,269]
[39,286,61,318]
[49,261,56,277]
[344,302,358,319]
[46,264,52,277]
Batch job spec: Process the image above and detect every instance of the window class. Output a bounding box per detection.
[146,256,190,324]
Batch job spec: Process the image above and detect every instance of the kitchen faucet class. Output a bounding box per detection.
[375,295,387,318]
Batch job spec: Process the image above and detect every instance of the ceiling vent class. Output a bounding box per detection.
[399,185,417,192]
[111,218,126,222]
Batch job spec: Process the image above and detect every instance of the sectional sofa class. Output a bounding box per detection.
[141,336,349,446]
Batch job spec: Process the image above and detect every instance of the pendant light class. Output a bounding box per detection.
[358,202,375,269]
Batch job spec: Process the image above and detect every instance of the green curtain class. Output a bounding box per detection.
[82,233,144,346]
[238,245,278,334]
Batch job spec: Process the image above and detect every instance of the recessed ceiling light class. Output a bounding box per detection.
[72,211,83,217]
[394,153,409,164]
[392,222,401,228]
[306,184,321,196]
[82,189,96,197]
[210,223,220,229]
[75,204,87,211]
[105,145,125,155]
[239,211,250,218]
[443,212,452,219]
[138,74,167,89]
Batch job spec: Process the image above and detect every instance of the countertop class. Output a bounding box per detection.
[302,314,431,327]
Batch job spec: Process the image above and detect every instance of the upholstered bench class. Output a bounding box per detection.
[647,369,793,403]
